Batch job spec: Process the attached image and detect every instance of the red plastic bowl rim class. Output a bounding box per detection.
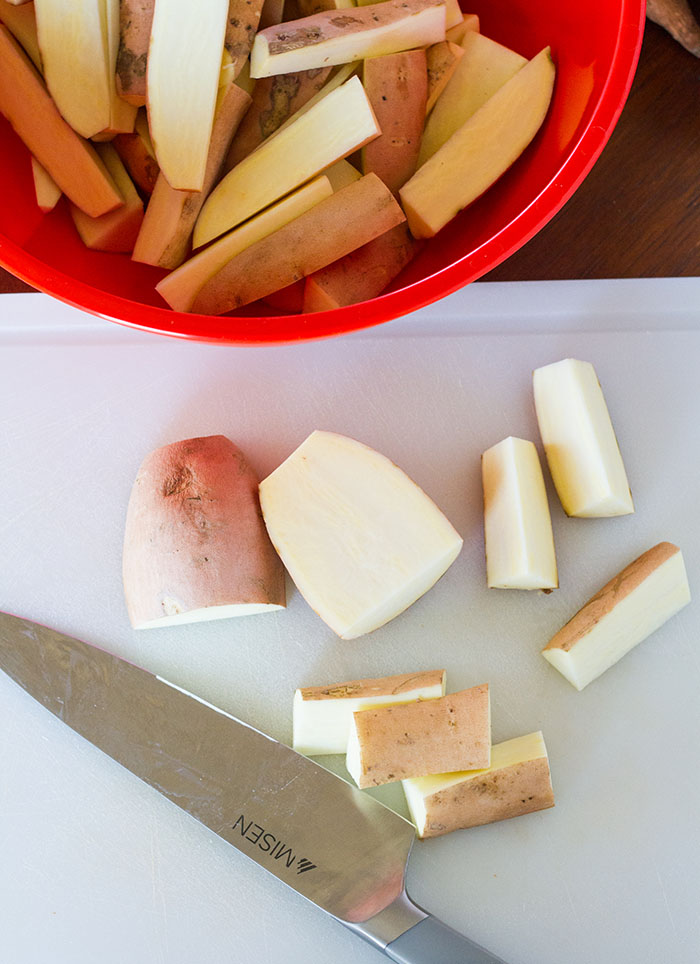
[0,0,646,346]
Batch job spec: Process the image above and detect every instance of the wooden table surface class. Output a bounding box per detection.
[1,18,698,296]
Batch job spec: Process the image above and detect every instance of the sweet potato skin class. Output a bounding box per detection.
[192,173,405,315]
[123,435,285,628]
[116,0,154,106]
[224,66,331,170]
[361,50,428,194]
[225,0,266,78]
[350,684,491,788]
[420,755,555,837]
[303,222,418,311]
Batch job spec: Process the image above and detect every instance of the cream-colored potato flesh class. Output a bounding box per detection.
[403,731,554,837]
[31,157,61,212]
[542,544,691,690]
[482,436,557,590]
[259,431,463,639]
[147,0,229,191]
[34,0,112,138]
[136,601,283,630]
[419,31,527,165]
[400,46,554,238]
[194,76,379,247]
[533,358,634,517]
[293,669,446,755]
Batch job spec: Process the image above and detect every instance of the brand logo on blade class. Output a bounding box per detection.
[233,815,317,875]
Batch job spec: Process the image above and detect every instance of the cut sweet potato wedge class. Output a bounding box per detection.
[102,0,138,135]
[224,0,266,80]
[194,75,379,247]
[69,143,143,251]
[156,177,333,311]
[0,0,41,69]
[224,66,331,171]
[419,31,527,164]
[401,47,555,237]
[542,543,691,690]
[346,684,491,788]
[361,50,428,194]
[116,0,154,106]
[31,157,61,213]
[113,130,159,196]
[424,40,463,114]
[133,83,251,269]
[0,25,122,217]
[403,731,555,837]
[294,669,446,756]
[191,173,405,315]
[302,222,417,310]
[250,0,446,77]
[34,0,112,138]
[147,0,230,190]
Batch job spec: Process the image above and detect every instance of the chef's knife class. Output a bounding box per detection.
[0,612,508,964]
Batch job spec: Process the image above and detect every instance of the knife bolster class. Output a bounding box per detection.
[342,889,427,951]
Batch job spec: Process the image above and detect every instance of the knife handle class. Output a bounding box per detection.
[345,890,510,964]
[383,912,508,964]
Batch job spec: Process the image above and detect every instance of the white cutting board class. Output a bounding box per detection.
[0,281,699,964]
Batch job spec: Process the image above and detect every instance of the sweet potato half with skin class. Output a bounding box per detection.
[123,435,286,630]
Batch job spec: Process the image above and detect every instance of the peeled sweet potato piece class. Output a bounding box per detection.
[70,142,144,252]
[123,435,286,630]
[0,0,42,69]
[0,25,122,217]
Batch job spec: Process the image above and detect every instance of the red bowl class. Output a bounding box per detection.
[0,0,644,345]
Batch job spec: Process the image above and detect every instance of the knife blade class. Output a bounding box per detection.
[0,612,508,964]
